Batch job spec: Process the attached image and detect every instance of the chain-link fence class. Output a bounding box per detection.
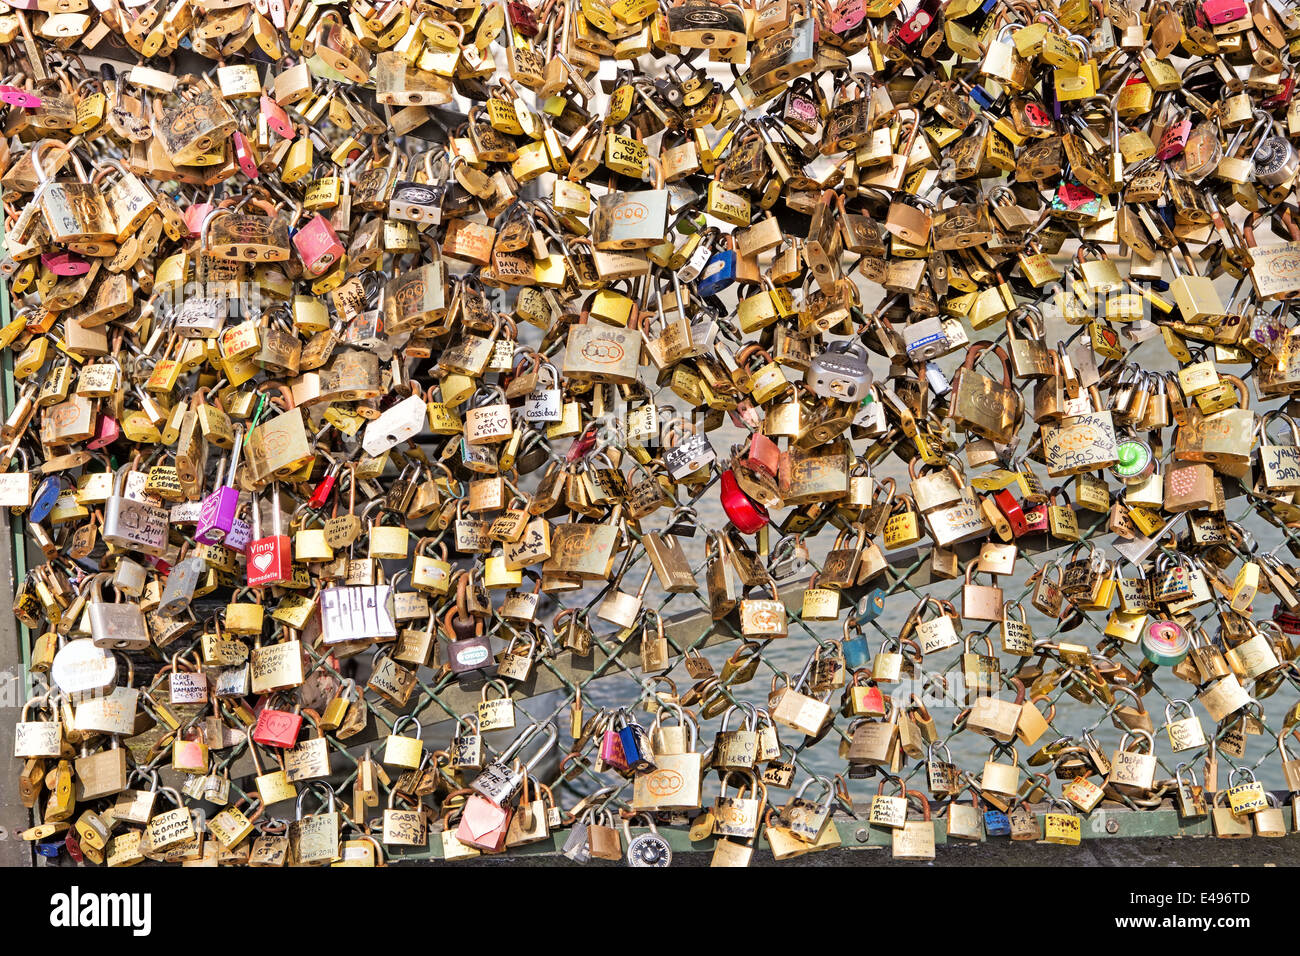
[8,304,1284,864]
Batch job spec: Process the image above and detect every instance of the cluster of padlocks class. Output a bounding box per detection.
[8,0,1300,866]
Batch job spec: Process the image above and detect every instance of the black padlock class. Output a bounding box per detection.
[446,610,497,690]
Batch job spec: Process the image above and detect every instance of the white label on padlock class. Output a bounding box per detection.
[213,667,250,698]
[170,501,203,524]
[362,394,427,456]
[169,671,208,704]
[319,585,396,643]
[679,241,712,282]
[523,389,562,422]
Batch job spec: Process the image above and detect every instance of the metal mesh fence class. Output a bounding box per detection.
[21,308,1289,864]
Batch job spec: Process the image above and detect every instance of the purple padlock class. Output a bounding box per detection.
[195,425,245,545]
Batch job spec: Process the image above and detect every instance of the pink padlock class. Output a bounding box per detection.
[1199,0,1247,25]
[831,0,865,34]
[232,130,260,180]
[41,252,91,277]
[183,202,215,238]
[456,793,514,851]
[293,213,344,277]
[599,720,629,772]
[0,85,40,108]
[260,94,294,139]
[87,414,121,451]
[1156,118,1192,161]
[745,432,781,478]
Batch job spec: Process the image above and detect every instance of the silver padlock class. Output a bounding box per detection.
[902,315,950,362]
[361,390,428,456]
[173,295,227,339]
[1254,119,1300,188]
[112,556,148,598]
[158,551,208,617]
[87,572,151,650]
[624,814,672,867]
[469,722,559,806]
[103,464,169,557]
[805,342,873,402]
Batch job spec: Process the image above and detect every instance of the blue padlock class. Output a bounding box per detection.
[617,710,655,774]
[29,475,62,524]
[984,809,1011,836]
[857,589,887,624]
[697,245,736,297]
[1157,200,1176,231]
[842,606,875,671]
[967,84,996,111]
[842,630,871,671]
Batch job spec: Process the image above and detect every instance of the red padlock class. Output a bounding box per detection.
[507,0,539,35]
[1273,609,1300,637]
[247,482,293,587]
[896,0,940,44]
[1263,78,1295,111]
[251,694,303,748]
[1021,499,1048,534]
[992,488,1032,537]
[720,468,769,533]
[64,831,84,863]
[308,458,341,509]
